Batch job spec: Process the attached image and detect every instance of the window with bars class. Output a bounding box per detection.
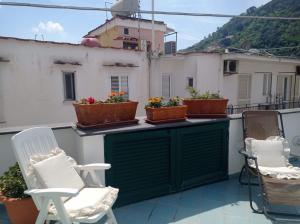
[63,72,76,101]
[111,75,129,99]
[162,74,171,98]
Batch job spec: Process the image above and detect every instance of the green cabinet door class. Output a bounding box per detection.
[105,120,229,207]
[176,121,229,190]
[105,130,174,207]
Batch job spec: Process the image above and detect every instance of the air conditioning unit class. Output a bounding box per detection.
[296,66,300,75]
[164,41,177,55]
[224,60,238,75]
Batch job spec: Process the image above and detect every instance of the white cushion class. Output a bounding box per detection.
[49,187,119,219]
[258,166,300,179]
[245,137,289,167]
[33,152,85,190]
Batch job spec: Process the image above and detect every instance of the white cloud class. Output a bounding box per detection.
[32,21,64,34]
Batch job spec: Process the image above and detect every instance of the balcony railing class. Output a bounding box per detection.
[227,98,300,115]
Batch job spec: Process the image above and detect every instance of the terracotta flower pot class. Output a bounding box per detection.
[0,196,38,224]
[73,101,138,126]
[183,99,229,117]
[145,105,187,123]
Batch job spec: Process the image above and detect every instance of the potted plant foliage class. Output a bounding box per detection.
[0,163,38,224]
[145,96,187,124]
[183,87,229,118]
[73,92,138,129]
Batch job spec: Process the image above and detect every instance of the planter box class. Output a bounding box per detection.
[145,105,187,124]
[0,196,38,224]
[73,101,138,128]
[183,99,229,118]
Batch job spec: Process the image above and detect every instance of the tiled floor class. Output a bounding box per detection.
[1,177,299,224]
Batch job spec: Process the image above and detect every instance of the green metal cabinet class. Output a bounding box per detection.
[104,120,229,207]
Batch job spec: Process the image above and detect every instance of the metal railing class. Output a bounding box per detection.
[226,98,300,115]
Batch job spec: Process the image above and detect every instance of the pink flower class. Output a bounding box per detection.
[87,97,95,104]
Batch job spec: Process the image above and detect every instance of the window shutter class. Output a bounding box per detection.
[111,76,120,93]
[238,75,250,100]
[120,76,129,99]
[162,74,171,98]
[276,76,284,97]
[295,76,300,98]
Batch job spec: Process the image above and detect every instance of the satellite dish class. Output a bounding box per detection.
[111,0,139,17]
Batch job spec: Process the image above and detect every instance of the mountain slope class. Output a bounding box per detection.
[184,0,300,57]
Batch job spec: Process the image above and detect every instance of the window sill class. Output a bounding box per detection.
[63,100,76,105]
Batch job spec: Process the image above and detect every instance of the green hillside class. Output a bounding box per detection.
[184,0,300,57]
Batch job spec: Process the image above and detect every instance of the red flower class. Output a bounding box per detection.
[87,97,95,104]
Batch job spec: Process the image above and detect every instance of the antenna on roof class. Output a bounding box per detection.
[105,1,113,20]
[110,0,139,17]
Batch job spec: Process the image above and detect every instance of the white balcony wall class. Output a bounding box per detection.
[0,38,149,127]
[1,109,300,177]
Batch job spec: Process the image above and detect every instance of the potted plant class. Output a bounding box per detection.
[73,92,139,129]
[183,87,229,118]
[145,96,187,124]
[0,163,38,224]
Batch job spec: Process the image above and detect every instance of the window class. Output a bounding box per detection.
[111,75,129,99]
[262,73,272,96]
[296,66,300,75]
[277,75,292,101]
[187,77,194,88]
[224,60,238,74]
[124,28,129,35]
[63,72,76,101]
[162,74,171,98]
[123,42,138,50]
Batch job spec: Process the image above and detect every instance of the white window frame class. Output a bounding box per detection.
[110,75,129,99]
[162,74,171,98]
[62,71,76,101]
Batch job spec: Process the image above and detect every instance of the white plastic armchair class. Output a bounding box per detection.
[11,127,118,224]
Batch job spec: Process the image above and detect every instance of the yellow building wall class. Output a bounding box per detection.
[96,27,120,48]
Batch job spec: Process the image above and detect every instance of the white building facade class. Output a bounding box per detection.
[1,37,300,128]
[150,52,300,108]
[0,37,149,127]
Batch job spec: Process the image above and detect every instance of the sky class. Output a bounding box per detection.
[0,0,271,50]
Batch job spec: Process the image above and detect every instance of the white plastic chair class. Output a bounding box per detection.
[11,127,118,224]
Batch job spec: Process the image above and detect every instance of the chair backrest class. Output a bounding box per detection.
[11,127,58,209]
[11,127,58,182]
[242,110,285,140]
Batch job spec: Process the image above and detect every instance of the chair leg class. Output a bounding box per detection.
[239,165,259,186]
[106,209,117,224]
[52,198,72,224]
[246,164,263,214]
[35,199,50,224]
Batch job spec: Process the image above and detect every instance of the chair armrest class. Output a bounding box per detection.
[25,188,79,198]
[75,163,111,171]
[239,149,257,160]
